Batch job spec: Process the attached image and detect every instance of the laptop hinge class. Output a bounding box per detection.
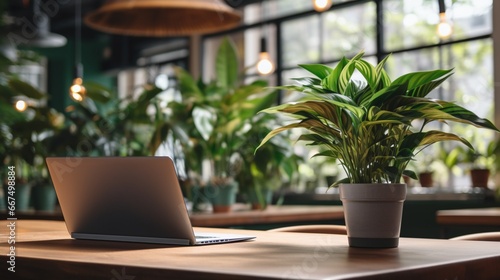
[72,232,191,245]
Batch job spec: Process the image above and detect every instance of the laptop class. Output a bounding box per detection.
[46,156,255,246]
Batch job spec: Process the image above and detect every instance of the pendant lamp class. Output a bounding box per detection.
[69,0,86,102]
[84,0,242,37]
[9,0,66,48]
[256,37,274,75]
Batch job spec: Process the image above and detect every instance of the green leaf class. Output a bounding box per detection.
[354,59,377,94]
[337,51,365,93]
[193,106,216,141]
[403,170,418,180]
[391,69,454,94]
[407,72,453,98]
[324,57,348,92]
[292,77,322,87]
[0,84,16,100]
[216,37,239,89]
[298,64,333,79]
[257,121,324,152]
[84,82,112,103]
[0,101,26,125]
[437,101,499,131]
[174,66,204,99]
[401,131,473,152]
[8,78,46,99]
[365,82,409,108]
[375,54,391,89]
[330,177,350,188]
[133,86,163,112]
[297,134,334,146]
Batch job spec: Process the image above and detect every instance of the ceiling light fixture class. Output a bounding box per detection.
[84,0,242,37]
[11,0,67,48]
[312,0,333,12]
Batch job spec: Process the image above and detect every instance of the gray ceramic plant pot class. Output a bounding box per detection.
[206,181,238,213]
[340,183,407,248]
[247,187,273,210]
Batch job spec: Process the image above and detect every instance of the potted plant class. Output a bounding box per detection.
[257,51,498,248]
[434,142,462,189]
[454,137,499,189]
[64,81,168,157]
[0,43,56,211]
[29,107,65,211]
[236,114,300,210]
[173,37,277,212]
[414,153,437,188]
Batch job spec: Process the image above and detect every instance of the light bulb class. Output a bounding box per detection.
[15,100,27,112]
[437,13,452,40]
[313,0,333,12]
[256,52,274,75]
[69,77,86,102]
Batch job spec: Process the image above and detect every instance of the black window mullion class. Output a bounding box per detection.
[376,0,385,62]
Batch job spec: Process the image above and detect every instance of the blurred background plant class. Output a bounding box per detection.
[0,35,64,210]
[1,32,304,212]
[172,37,300,211]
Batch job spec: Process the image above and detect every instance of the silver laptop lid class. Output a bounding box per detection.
[46,156,197,245]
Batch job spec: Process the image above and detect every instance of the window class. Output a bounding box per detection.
[322,2,377,60]
[201,0,494,190]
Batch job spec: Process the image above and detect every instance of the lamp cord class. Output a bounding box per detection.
[75,0,82,74]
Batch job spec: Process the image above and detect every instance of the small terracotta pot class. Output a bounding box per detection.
[470,168,490,188]
[418,172,434,187]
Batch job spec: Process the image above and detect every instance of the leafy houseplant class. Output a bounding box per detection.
[173,38,278,212]
[0,40,59,211]
[257,51,498,247]
[236,114,301,210]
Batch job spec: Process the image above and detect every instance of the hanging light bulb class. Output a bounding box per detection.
[437,13,452,39]
[256,37,274,75]
[14,100,28,112]
[69,0,86,102]
[312,0,333,12]
[257,52,274,75]
[437,0,452,40]
[69,76,86,102]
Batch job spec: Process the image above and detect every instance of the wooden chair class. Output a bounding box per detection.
[268,224,347,235]
[450,232,500,241]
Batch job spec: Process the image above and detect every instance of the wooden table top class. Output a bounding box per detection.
[436,207,500,226]
[189,205,344,227]
[1,205,344,228]
[2,220,500,280]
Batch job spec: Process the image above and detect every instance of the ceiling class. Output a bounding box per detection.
[6,0,261,39]
[4,0,261,71]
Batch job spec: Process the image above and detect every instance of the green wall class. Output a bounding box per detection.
[32,35,115,112]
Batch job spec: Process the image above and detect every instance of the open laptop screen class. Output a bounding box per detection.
[46,157,197,244]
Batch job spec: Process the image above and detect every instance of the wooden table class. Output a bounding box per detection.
[436,207,500,226]
[0,205,345,228]
[2,220,500,279]
[189,205,344,227]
